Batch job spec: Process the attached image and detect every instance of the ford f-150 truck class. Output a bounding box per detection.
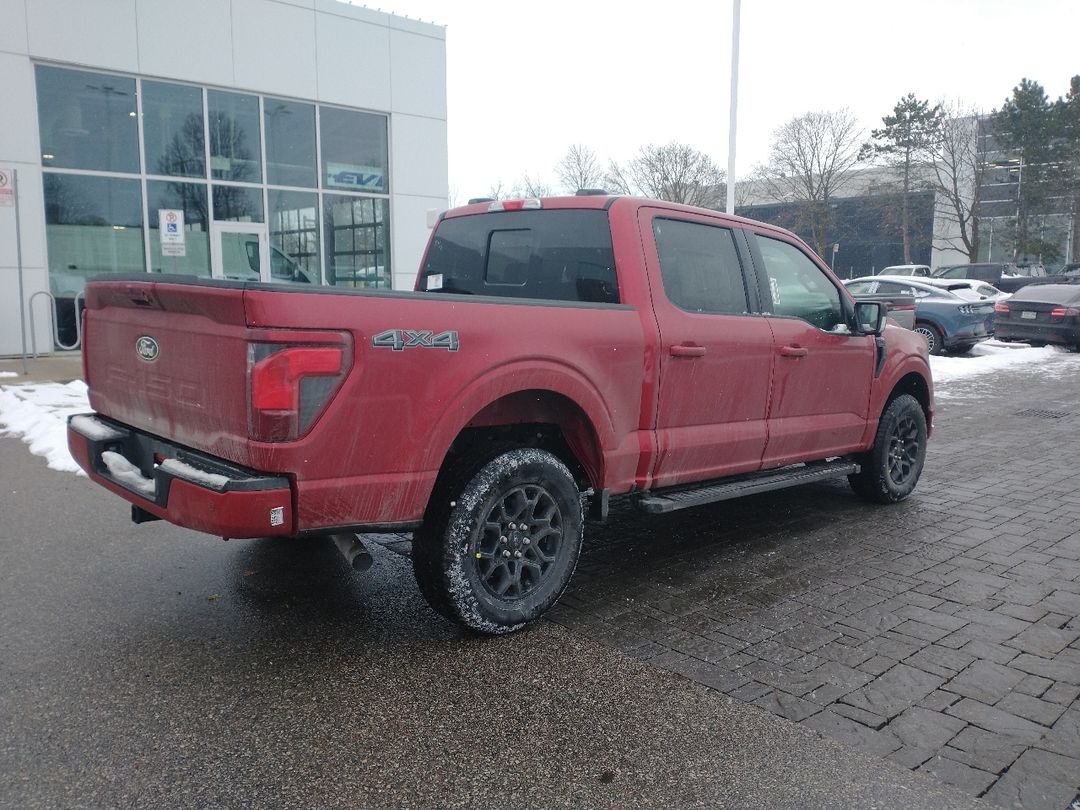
[68,195,934,634]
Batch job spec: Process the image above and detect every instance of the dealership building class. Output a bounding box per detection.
[0,0,448,356]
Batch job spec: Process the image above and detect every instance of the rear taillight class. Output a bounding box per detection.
[248,341,349,442]
[994,303,1010,314]
[1050,307,1079,318]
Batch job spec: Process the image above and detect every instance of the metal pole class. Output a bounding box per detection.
[13,169,28,375]
[726,0,741,215]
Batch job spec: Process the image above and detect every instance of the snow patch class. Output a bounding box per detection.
[158,458,230,491]
[0,371,18,378]
[0,380,89,473]
[929,341,1065,384]
[101,450,156,497]
[69,414,127,442]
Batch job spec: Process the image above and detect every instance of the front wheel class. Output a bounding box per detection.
[849,393,927,504]
[412,448,583,635]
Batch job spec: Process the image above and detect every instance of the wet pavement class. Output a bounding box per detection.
[2,348,1079,808]
[0,435,982,809]
[537,349,1080,809]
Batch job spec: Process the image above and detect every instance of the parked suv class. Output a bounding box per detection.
[932,262,1056,294]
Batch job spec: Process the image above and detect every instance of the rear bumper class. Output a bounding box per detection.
[67,413,295,538]
[995,322,1080,346]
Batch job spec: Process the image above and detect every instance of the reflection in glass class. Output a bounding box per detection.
[323,195,390,287]
[269,190,320,283]
[264,98,316,187]
[320,107,389,193]
[213,185,264,222]
[208,90,262,182]
[44,174,145,342]
[142,81,205,178]
[35,65,139,173]
[147,181,210,276]
[217,231,264,281]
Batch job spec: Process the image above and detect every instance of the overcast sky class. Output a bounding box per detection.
[368,0,1078,203]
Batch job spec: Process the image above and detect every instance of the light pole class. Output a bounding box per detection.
[726,0,741,215]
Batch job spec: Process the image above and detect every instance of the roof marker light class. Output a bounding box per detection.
[488,198,543,212]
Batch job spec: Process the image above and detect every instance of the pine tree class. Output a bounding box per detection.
[863,94,944,263]
[1059,76,1080,263]
[993,79,1062,262]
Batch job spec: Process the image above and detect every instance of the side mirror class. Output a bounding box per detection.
[854,301,886,335]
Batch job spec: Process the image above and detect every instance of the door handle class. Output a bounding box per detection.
[669,344,706,358]
[778,345,808,358]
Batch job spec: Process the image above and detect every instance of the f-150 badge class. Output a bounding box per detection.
[372,329,459,352]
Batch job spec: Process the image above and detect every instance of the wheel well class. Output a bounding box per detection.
[888,372,931,422]
[438,390,601,491]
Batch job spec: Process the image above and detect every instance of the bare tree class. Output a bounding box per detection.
[930,103,983,262]
[555,144,605,193]
[758,109,863,256]
[510,173,554,198]
[606,142,725,208]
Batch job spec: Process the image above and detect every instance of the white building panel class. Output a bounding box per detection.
[315,13,391,110]
[391,193,445,289]
[26,0,139,73]
[0,54,40,164]
[135,0,234,87]
[231,0,318,100]
[391,114,449,199]
[0,0,28,55]
[389,27,447,118]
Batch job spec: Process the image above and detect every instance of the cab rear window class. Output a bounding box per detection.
[420,210,619,303]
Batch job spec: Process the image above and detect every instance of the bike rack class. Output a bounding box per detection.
[29,290,84,355]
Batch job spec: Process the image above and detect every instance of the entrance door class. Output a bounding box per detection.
[211,222,270,283]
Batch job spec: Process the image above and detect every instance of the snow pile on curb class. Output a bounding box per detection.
[929,341,1062,384]
[0,380,89,473]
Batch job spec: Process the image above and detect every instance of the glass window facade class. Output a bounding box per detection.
[324,196,391,288]
[142,80,205,178]
[264,98,316,188]
[147,180,210,276]
[36,64,393,308]
[208,90,262,182]
[36,65,139,173]
[321,107,389,193]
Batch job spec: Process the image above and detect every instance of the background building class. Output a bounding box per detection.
[0,0,448,356]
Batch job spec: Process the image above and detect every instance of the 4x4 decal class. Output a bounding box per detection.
[372,329,460,352]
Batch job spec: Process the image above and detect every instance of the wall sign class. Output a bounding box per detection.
[159,209,186,257]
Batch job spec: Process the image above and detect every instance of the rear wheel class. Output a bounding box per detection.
[412,448,583,635]
[914,321,944,356]
[849,394,927,504]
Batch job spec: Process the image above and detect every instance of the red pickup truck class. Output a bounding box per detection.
[68,196,933,634]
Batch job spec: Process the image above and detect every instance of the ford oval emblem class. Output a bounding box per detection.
[135,335,160,362]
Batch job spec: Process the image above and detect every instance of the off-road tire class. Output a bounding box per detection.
[914,321,944,356]
[412,448,583,635]
[848,393,927,504]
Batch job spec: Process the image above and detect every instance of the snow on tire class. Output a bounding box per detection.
[412,448,583,635]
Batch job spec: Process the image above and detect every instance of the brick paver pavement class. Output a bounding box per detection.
[375,346,1080,808]
[544,348,1080,809]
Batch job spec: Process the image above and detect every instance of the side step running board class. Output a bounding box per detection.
[635,460,860,515]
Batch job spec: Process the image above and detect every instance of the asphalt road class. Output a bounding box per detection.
[0,433,985,809]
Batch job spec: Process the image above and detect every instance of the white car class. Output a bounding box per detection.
[878,264,931,277]
[924,278,1010,303]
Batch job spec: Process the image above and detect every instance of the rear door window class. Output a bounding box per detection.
[652,218,749,314]
[420,210,618,303]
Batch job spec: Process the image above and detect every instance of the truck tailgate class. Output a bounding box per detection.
[83,280,253,463]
